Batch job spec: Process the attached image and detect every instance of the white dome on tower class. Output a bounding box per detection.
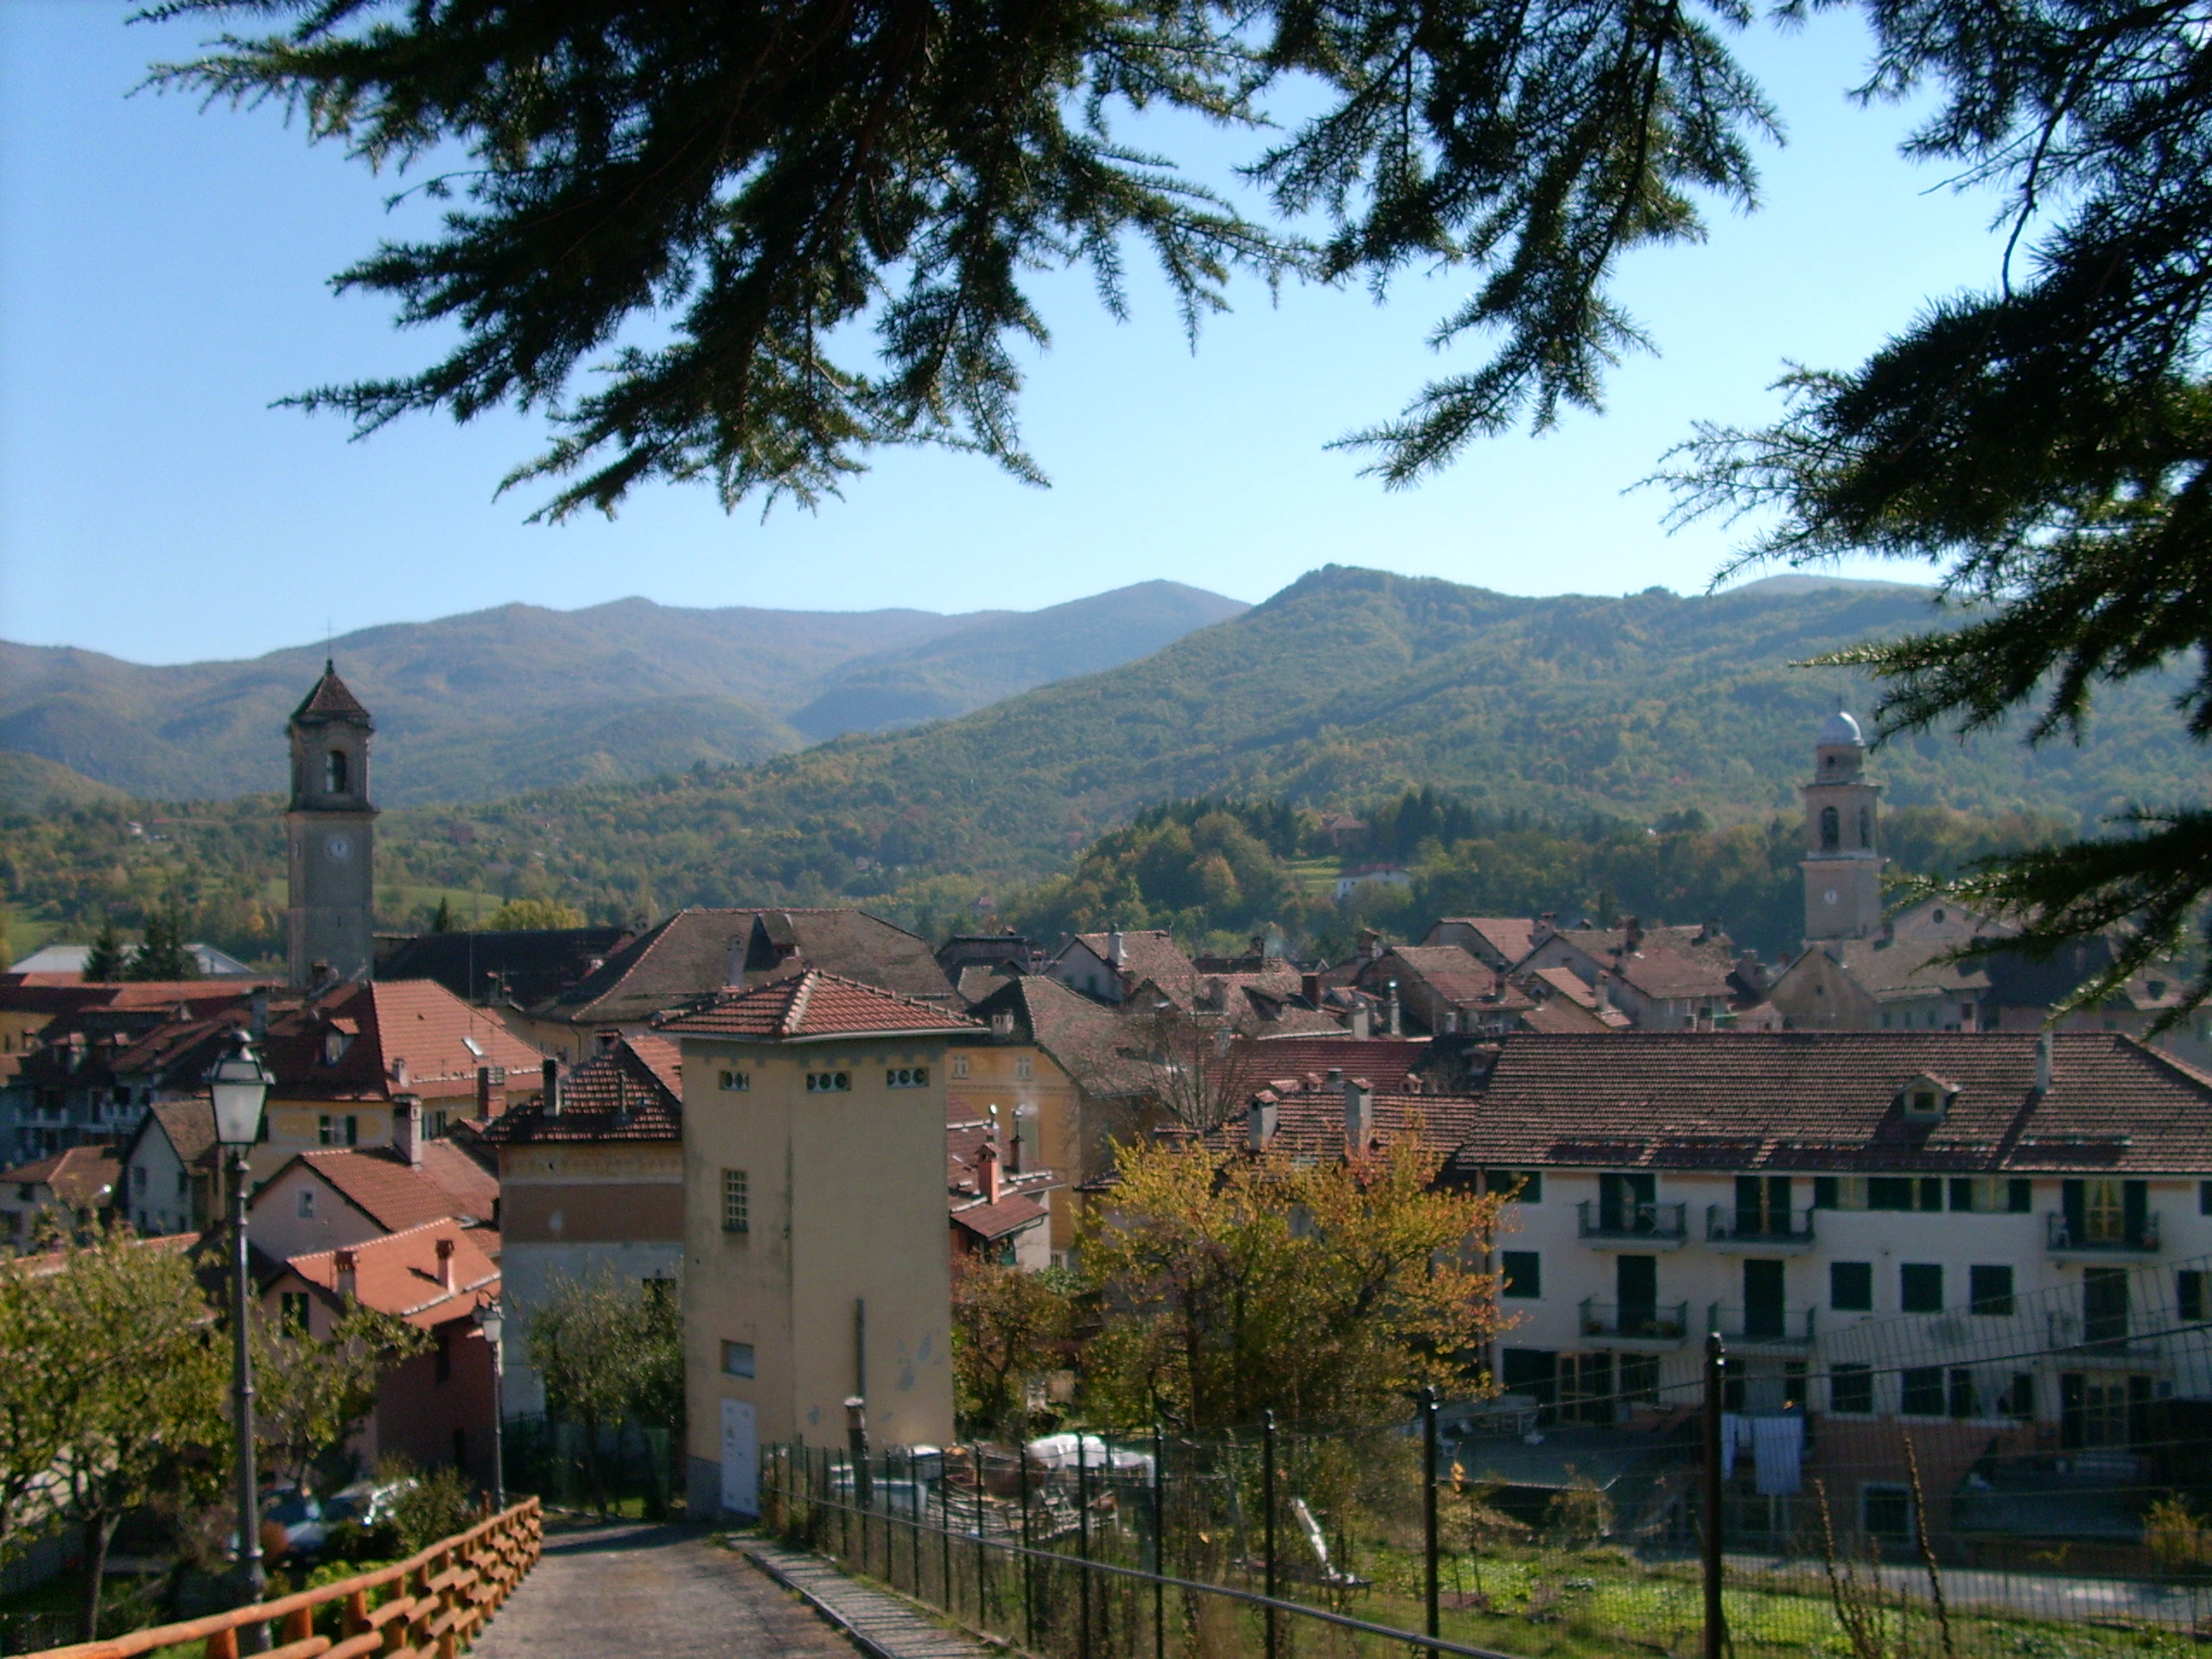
[1818,709,1864,747]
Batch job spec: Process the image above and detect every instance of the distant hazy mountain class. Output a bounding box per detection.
[0,582,1248,804]
[340,565,2197,912]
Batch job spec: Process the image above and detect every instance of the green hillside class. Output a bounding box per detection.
[0,581,1245,803]
[6,565,2197,963]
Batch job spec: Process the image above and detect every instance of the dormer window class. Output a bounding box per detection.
[1897,1074,1957,1123]
[322,1029,351,1065]
[326,748,349,793]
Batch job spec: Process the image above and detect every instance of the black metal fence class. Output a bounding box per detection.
[504,1414,676,1516]
[764,1253,2212,1659]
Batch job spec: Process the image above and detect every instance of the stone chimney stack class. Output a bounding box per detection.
[435,1236,455,1292]
[476,1065,494,1119]
[334,1249,358,1301]
[1247,1096,1278,1152]
[1344,1077,1375,1154]
[392,1097,423,1166]
[2035,1030,2055,1096]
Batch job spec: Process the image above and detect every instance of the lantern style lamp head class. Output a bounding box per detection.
[207,1029,273,1149]
[474,1299,504,1347]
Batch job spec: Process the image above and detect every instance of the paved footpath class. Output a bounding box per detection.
[472,1517,996,1659]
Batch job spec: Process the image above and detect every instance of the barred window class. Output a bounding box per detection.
[804,1071,852,1093]
[887,1066,929,1088]
[721,1169,749,1234]
[718,1069,751,1091]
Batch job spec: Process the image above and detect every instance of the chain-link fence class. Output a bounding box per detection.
[766,1249,2212,1659]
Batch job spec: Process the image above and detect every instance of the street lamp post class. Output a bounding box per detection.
[474,1300,507,1510]
[207,1030,271,1643]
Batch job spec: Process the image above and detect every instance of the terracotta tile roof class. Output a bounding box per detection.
[376,927,635,1009]
[137,1100,221,1170]
[1529,967,1599,1007]
[269,1143,499,1231]
[1516,999,1615,1033]
[963,976,1159,1096]
[1228,1035,1431,1097]
[290,662,372,725]
[657,970,978,1041]
[259,979,545,1103]
[1608,944,1739,1001]
[3,1147,120,1208]
[1436,918,1542,966]
[1434,1032,2212,1177]
[284,1217,499,1327]
[1066,931,1198,993]
[480,1036,683,1145]
[1363,946,1507,1007]
[950,1193,1052,1242]
[535,907,953,1026]
[1202,1078,1482,1161]
[1822,935,1992,998]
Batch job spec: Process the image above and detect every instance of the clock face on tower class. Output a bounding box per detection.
[326,834,353,863]
[1823,888,1840,906]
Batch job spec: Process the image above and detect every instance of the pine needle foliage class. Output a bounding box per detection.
[1656,0,2212,1021]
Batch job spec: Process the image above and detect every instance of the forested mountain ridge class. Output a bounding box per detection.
[0,581,1247,803]
[7,565,2193,968]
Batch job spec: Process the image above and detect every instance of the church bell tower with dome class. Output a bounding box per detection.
[284,662,378,987]
[1801,709,1885,944]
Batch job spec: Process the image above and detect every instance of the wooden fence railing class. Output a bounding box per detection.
[22,1497,542,1659]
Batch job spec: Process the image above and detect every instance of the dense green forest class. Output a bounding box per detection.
[4,567,2191,967]
[1,778,2066,969]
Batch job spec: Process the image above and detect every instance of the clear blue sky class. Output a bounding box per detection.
[2,1,2011,665]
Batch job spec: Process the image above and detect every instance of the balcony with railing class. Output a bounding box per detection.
[2046,1211,2160,1259]
[1576,1200,1688,1249]
[1707,1302,1818,1351]
[1705,1205,1816,1252]
[1579,1299,1692,1350]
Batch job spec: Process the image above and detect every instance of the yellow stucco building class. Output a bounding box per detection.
[662,971,978,1518]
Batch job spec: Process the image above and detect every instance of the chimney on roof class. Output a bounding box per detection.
[542,1056,562,1116]
[1387,978,1402,1038]
[1442,1008,1459,1035]
[1344,1077,1375,1154]
[1623,918,1643,954]
[334,1249,358,1302]
[393,1096,423,1166]
[1301,972,1320,1005]
[476,1066,494,1119]
[2035,1030,2055,1095]
[980,1135,1004,1206]
[435,1235,455,1292]
[390,1056,410,1090]
[1248,1096,1278,1152]
[1360,928,1382,961]
[1349,1001,1370,1040]
[990,1010,1015,1042]
[1325,1066,1344,1086]
[1109,930,1126,969]
[1249,936,1266,961]
[249,987,269,1041]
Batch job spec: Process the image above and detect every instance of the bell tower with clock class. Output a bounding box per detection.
[1802,709,1885,944]
[285,662,378,988]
